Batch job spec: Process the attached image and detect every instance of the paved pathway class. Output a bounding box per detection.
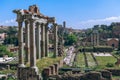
[0,57,16,63]
[93,53,112,56]
[63,46,76,66]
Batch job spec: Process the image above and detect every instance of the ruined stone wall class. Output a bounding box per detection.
[106,69,120,76]
[18,67,41,80]
[42,60,63,80]
[47,71,112,80]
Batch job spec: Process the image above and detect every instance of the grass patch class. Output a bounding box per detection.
[48,52,54,57]
[86,53,96,67]
[96,56,117,69]
[75,52,119,70]
[75,53,96,68]
[0,70,16,74]
[36,57,62,72]
[75,53,85,68]
[112,76,120,80]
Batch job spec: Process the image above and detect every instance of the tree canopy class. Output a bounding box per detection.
[64,34,77,45]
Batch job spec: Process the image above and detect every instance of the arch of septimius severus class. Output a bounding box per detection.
[13,5,58,80]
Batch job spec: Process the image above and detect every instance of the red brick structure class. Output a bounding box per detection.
[107,38,119,48]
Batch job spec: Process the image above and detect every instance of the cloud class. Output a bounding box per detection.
[0,18,17,26]
[78,16,120,29]
[1,16,120,29]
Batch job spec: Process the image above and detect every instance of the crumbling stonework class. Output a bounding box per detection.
[100,70,112,80]
[18,67,41,80]
[106,69,120,76]
[47,70,113,80]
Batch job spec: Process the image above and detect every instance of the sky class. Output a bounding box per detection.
[0,0,120,29]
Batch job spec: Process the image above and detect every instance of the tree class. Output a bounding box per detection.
[93,25,99,30]
[64,34,77,45]
[0,45,14,57]
[3,26,18,46]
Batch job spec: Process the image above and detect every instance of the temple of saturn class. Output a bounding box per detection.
[13,5,58,80]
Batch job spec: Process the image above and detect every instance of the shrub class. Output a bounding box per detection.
[84,47,93,52]
[0,45,14,57]
[94,46,113,52]
[115,51,120,55]
[64,34,77,46]
[79,46,113,52]
[106,63,114,67]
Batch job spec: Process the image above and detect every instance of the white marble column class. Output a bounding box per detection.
[18,21,25,67]
[41,23,45,58]
[53,23,58,57]
[29,19,37,69]
[25,21,30,63]
[36,23,41,59]
[45,23,49,57]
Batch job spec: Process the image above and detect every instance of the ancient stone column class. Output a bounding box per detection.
[53,23,58,57]
[29,19,37,68]
[36,23,41,59]
[97,32,99,46]
[18,21,25,67]
[93,33,96,46]
[91,34,93,46]
[25,21,30,63]
[45,23,49,57]
[62,21,66,45]
[63,21,66,28]
[41,23,45,57]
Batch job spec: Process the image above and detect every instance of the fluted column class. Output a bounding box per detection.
[36,23,41,59]
[18,21,25,67]
[45,23,49,57]
[29,20,37,68]
[25,21,30,63]
[53,23,58,57]
[41,23,45,57]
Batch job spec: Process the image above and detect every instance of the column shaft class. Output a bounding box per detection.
[91,34,93,46]
[45,24,49,57]
[25,21,30,63]
[41,24,45,57]
[53,24,58,57]
[97,33,99,46]
[93,34,96,46]
[30,20,36,67]
[36,23,41,59]
[18,21,25,67]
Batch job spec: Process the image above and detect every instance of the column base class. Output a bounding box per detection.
[31,66,39,72]
[18,64,25,67]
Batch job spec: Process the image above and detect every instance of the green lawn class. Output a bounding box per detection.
[75,53,96,68]
[26,52,63,72]
[86,53,96,67]
[112,76,120,80]
[75,52,118,70]
[96,56,117,69]
[37,57,62,72]
[75,53,85,68]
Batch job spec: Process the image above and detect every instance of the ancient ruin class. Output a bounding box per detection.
[91,30,99,46]
[13,5,58,80]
